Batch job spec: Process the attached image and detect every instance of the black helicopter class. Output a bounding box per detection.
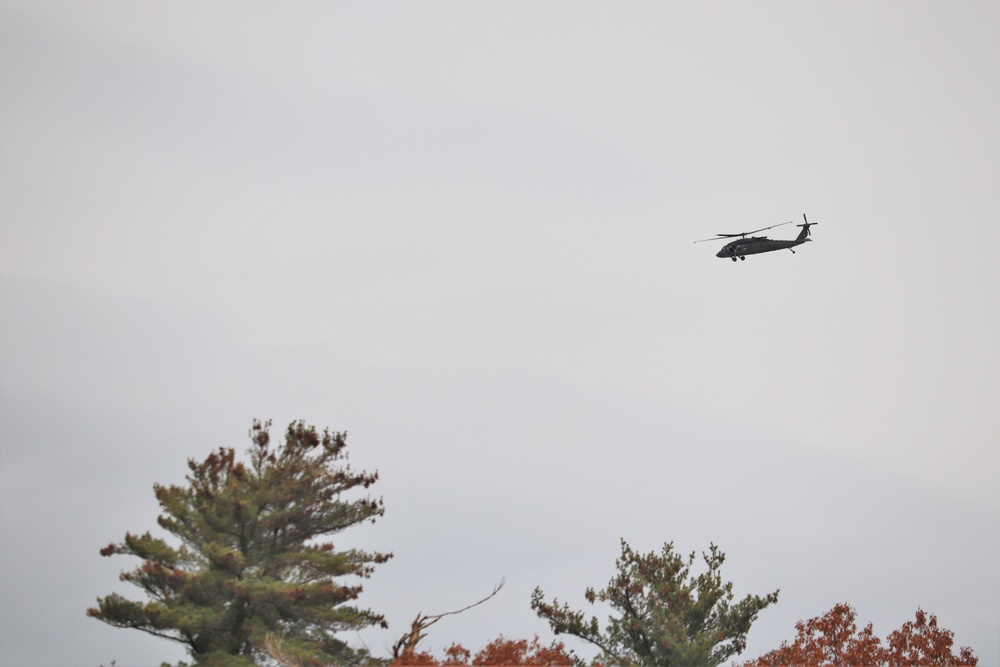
[695,214,819,261]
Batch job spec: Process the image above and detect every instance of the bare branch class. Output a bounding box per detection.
[392,578,506,658]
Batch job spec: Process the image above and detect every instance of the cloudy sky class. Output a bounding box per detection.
[1,2,998,666]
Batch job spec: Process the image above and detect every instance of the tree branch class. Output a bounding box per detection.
[392,578,506,658]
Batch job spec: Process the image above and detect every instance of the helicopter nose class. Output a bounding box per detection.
[716,248,726,258]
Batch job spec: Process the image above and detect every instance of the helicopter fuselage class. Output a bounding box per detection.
[717,236,811,261]
[695,214,818,261]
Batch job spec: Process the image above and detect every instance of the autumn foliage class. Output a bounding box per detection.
[390,635,575,667]
[741,603,978,667]
[885,608,979,667]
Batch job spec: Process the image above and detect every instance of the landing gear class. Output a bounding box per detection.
[731,256,738,262]
[739,256,746,261]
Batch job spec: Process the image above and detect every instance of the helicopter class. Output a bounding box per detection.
[695,214,819,261]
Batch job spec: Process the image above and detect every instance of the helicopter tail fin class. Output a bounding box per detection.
[796,213,818,241]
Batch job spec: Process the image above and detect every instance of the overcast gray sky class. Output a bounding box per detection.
[1,2,998,666]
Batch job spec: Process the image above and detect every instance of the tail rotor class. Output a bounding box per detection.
[796,213,818,237]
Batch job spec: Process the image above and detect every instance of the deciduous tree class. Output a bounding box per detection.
[531,539,779,667]
[88,420,391,667]
[739,602,884,666]
[389,635,574,667]
[740,603,978,667]
[886,608,979,667]
[471,634,575,666]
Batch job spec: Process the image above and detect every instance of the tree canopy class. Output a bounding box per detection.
[388,635,575,667]
[739,603,978,667]
[531,539,779,667]
[88,420,391,667]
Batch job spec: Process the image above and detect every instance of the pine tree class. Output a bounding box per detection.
[531,539,779,667]
[88,420,391,667]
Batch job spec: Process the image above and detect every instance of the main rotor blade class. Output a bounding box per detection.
[693,220,795,243]
[742,221,794,236]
